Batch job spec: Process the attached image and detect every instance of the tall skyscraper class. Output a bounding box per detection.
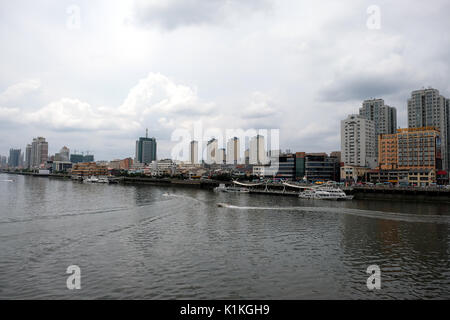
[206,138,218,164]
[8,149,21,168]
[217,148,226,164]
[25,144,32,169]
[190,140,198,164]
[59,146,70,161]
[407,88,449,170]
[226,137,240,165]
[135,129,157,164]
[30,137,48,168]
[359,99,397,159]
[341,114,377,168]
[249,135,267,165]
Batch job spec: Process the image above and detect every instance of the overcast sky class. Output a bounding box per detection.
[1,0,449,160]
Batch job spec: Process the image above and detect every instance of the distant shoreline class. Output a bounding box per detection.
[2,170,450,203]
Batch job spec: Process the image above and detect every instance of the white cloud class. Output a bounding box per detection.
[0,79,41,106]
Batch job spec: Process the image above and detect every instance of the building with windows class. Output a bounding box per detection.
[8,149,21,168]
[206,138,218,164]
[217,148,226,164]
[190,140,199,164]
[135,129,157,164]
[70,154,95,163]
[295,152,340,182]
[25,144,32,169]
[378,127,442,170]
[249,135,267,165]
[341,114,377,169]
[226,137,240,165]
[71,162,108,177]
[407,88,449,171]
[30,137,48,168]
[359,99,397,159]
[55,146,70,162]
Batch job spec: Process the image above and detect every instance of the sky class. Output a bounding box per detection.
[0,0,449,161]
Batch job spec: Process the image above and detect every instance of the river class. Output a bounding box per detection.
[0,173,449,299]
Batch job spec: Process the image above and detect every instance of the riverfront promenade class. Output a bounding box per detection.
[2,170,450,202]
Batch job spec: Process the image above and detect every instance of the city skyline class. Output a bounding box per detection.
[1,85,448,167]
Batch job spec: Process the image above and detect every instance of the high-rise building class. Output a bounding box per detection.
[30,137,48,168]
[217,148,226,164]
[407,88,449,170]
[359,99,397,159]
[8,149,21,168]
[0,156,7,168]
[25,144,32,169]
[59,146,70,161]
[135,129,157,164]
[226,137,240,165]
[341,114,377,168]
[190,140,199,164]
[249,135,267,165]
[206,138,218,164]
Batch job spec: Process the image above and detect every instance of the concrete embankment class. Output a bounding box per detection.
[344,187,450,203]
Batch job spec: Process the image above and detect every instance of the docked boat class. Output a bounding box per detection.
[84,176,99,183]
[299,186,353,200]
[214,184,250,193]
[97,177,109,183]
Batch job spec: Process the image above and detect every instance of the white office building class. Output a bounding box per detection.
[249,135,267,165]
[190,140,199,164]
[341,114,377,168]
[226,137,240,165]
[206,138,218,164]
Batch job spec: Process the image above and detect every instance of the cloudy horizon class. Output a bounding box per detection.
[1,0,449,161]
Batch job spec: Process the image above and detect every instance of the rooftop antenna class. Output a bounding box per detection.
[146,128,148,138]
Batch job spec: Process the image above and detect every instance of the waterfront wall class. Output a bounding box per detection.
[346,186,450,202]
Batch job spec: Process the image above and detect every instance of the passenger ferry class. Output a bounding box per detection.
[214,184,250,193]
[299,186,353,200]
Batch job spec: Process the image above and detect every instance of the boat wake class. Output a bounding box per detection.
[162,192,203,203]
[216,203,450,224]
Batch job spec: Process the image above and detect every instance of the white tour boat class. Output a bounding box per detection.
[84,176,100,183]
[299,186,353,200]
[214,184,250,193]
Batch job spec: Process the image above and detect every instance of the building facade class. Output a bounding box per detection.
[206,138,218,164]
[8,149,21,168]
[407,88,449,171]
[30,137,48,168]
[226,137,240,165]
[295,152,340,182]
[359,98,397,159]
[341,114,377,168]
[190,140,199,164]
[71,162,108,176]
[135,134,157,164]
[25,144,32,169]
[249,135,267,165]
